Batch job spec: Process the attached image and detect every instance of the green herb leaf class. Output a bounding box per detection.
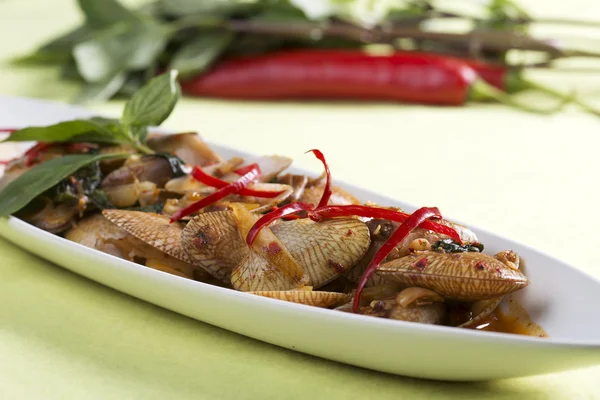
[122,69,180,129]
[73,19,168,83]
[169,32,233,78]
[3,118,125,144]
[73,72,128,104]
[156,0,260,17]
[0,153,129,217]
[12,51,73,66]
[77,0,139,28]
[154,152,187,177]
[53,160,113,210]
[432,239,484,253]
[12,26,92,67]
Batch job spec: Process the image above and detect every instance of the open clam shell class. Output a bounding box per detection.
[102,210,191,264]
[230,204,307,291]
[376,251,529,301]
[68,213,202,280]
[181,211,248,282]
[272,218,371,288]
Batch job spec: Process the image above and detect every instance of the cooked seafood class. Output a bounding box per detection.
[0,72,540,335]
[0,134,540,336]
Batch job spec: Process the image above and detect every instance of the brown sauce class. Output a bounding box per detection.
[469,296,548,338]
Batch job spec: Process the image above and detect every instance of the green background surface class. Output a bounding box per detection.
[2,0,600,398]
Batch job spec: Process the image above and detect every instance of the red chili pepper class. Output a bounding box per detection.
[181,50,560,113]
[24,142,51,167]
[170,165,261,222]
[233,164,259,176]
[246,202,314,245]
[269,205,305,220]
[307,149,332,208]
[191,164,283,198]
[309,205,461,242]
[352,206,442,313]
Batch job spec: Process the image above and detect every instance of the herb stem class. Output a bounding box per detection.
[135,143,154,155]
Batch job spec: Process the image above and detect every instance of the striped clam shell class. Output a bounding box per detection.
[376,251,528,301]
[249,290,349,308]
[181,211,249,283]
[271,218,371,288]
[232,251,303,292]
[102,210,192,264]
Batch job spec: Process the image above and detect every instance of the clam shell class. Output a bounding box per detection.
[102,210,191,263]
[69,213,202,280]
[181,211,249,282]
[376,251,529,301]
[459,297,504,328]
[231,250,304,291]
[272,218,371,288]
[299,184,361,206]
[249,290,349,308]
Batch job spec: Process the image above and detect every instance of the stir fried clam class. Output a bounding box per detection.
[1,130,538,336]
[65,213,207,280]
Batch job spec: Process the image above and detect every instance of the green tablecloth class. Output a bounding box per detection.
[2,0,600,398]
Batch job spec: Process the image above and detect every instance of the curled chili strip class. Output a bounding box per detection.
[306,149,332,208]
[170,165,261,222]
[309,205,461,242]
[352,207,442,313]
[191,164,284,198]
[245,202,314,246]
[233,163,258,176]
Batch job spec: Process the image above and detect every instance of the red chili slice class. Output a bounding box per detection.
[24,142,51,167]
[307,149,332,208]
[170,165,261,222]
[245,202,314,246]
[191,164,284,198]
[352,206,442,313]
[309,205,461,242]
[233,163,259,176]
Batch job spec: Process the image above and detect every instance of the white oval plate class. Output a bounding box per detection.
[0,96,599,381]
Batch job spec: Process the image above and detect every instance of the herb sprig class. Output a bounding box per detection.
[15,0,600,103]
[0,69,181,217]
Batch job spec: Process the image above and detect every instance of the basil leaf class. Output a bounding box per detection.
[61,61,83,81]
[154,152,187,177]
[0,153,129,217]
[39,26,93,52]
[170,32,233,78]
[54,161,113,210]
[432,239,485,253]
[73,19,168,83]
[73,72,127,104]
[3,118,124,144]
[12,51,73,66]
[157,0,260,17]
[131,126,149,144]
[13,26,92,67]
[77,0,139,28]
[122,69,180,129]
